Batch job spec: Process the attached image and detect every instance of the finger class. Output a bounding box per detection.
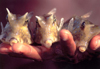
[60,29,76,56]
[12,43,51,61]
[0,43,12,54]
[90,34,100,50]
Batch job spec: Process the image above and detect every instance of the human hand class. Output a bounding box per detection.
[60,29,100,63]
[0,42,58,61]
[0,29,100,63]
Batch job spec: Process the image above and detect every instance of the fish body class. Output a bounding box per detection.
[34,8,64,48]
[0,8,33,45]
[62,12,100,52]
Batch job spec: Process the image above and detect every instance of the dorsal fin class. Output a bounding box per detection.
[6,8,16,25]
[68,18,74,32]
[48,8,56,15]
[81,11,92,19]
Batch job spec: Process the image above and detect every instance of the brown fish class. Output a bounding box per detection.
[0,8,33,45]
[34,8,64,48]
[62,12,100,52]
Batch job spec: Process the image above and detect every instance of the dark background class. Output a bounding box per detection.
[0,0,100,69]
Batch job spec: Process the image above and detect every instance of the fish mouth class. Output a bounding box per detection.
[43,39,53,48]
[77,41,88,52]
[78,46,87,52]
[9,38,18,46]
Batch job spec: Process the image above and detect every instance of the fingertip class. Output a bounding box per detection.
[60,29,76,56]
[0,43,12,54]
[12,43,31,54]
[12,43,42,60]
[90,35,100,50]
[60,29,71,40]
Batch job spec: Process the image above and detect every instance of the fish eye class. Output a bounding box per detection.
[53,16,56,23]
[53,19,56,22]
[36,19,41,27]
[23,20,29,26]
[6,15,8,20]
[82,22,85,26]
[26,20,29,22]
[81,21,85,29]
[6,15,9,22]
[36,19,39,23]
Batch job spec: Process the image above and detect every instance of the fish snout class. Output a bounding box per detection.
[43,39,53,48]
[77,41,88,52]
[9,37,18,45]
[79,46,87,52]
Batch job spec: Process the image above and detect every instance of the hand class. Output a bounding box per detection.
[60,29,100,63]
[0,29,100,63]
[0,42,55,61]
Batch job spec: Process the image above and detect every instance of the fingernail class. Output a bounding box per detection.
[94,40,100,50]
[0,48,10,53]
[62,37,68,41]
[60,33,68,41]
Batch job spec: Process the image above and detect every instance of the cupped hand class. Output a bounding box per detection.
[0,29,100,63]
[60,29,100,63]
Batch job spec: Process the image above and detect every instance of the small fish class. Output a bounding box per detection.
[62,12,100,52]
[34,8,64,48]
[0,8,33,45]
